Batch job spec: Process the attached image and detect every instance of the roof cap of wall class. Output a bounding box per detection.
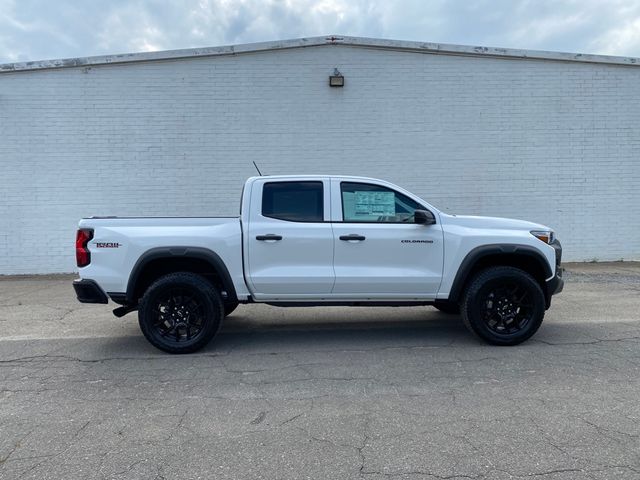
[2,34,639,73]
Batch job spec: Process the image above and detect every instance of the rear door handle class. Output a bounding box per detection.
[339,234,366,241]
[256,234,283,241]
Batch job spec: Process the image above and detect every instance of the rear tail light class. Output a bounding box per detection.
[76,229,93,267]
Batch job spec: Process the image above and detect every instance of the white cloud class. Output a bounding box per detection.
[0,0,639,63]
[590,17,640,56]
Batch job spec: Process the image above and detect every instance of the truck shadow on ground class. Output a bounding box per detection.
[50,311,632,361]
[90,311,482,357]
[88,308,628,357]
[208,312,480,353]
[200,310,633,354]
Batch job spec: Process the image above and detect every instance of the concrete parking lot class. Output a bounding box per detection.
[1,263,639,479]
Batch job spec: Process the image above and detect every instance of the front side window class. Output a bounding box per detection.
[262,181,323,222]
[341,182,423,223]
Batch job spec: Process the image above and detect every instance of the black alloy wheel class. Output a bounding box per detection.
[138,272,223,354]
[152,287,207,341]
[480,283,534,335]
[461,266,546,346]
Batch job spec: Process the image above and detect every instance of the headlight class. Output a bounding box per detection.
[531,230,555,244]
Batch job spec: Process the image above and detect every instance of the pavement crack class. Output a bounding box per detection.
[0,440,21,465]
[534,336,640,346]
[177,408,189,429]
[522,468,585,477]
[112,459,145,476]
[0,353,228,365]
[580,417,639,440]
[73,420,90,439]
[250,411,267,425]
[278,412,304,426]
[360,471,481,479]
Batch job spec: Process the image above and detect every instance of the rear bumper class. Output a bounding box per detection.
[73,279,108,304]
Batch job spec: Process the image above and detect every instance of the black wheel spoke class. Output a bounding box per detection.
[153,318,167,328]
[149,286,207,345]
[514,290,529,305]
[480,280,534,336]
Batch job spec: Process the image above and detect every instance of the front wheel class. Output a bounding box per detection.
[138,272,224,354]
[461,266,545,346]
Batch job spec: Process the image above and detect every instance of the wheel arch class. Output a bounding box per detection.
[125,247,238,305]
[448,244,553,305]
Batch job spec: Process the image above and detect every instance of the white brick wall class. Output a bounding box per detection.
[1,43,639,273]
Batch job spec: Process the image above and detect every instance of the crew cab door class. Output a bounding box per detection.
[246,179,334,297]
[330,180,443,297]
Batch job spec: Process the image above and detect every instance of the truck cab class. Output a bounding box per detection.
[243,176,444,301]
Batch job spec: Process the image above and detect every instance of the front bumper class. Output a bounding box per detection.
[544,238,564,308]
[73,279,108,304]
[546,268,564,295]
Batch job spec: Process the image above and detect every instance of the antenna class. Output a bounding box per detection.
[252,161,263,176]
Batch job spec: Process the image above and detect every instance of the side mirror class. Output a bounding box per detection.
[414,209,436,225]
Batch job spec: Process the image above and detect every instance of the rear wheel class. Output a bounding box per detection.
[138,272,223,354]
[461,266,545,346]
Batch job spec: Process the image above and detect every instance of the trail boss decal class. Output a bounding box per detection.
[401,239,433,244]
[96,242,121,248]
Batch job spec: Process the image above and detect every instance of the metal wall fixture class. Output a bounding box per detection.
[329,68,344,87]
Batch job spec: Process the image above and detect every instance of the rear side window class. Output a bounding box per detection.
[262,181,324,222]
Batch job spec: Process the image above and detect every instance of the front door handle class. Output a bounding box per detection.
[339,234,366,241]
[256,234,283,241]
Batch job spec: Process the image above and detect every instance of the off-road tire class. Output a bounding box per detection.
[138,272,224,354]
[461,266,545,346]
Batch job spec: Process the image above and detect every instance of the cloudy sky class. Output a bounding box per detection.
[1,0,640,63]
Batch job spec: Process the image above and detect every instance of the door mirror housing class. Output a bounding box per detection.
[414,209,436,225]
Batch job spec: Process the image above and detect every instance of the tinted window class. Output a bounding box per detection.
[262,181,323,222]
[341,182,423,223]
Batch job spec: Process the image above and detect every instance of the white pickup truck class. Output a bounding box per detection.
[74,175,563,353]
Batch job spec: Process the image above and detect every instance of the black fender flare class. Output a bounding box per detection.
[448,244,553,303]
[125,246,238,304]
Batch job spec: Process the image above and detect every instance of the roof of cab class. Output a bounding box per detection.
[247,175,385,182]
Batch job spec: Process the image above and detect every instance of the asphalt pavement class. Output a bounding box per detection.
[1,263,639,479]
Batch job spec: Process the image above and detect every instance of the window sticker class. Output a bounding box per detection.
[354,191,395,216]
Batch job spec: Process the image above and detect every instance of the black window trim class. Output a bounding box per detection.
[261,180,325,223]
[338,181,434,225]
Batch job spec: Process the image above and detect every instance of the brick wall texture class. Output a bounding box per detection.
[1,44,639,273]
